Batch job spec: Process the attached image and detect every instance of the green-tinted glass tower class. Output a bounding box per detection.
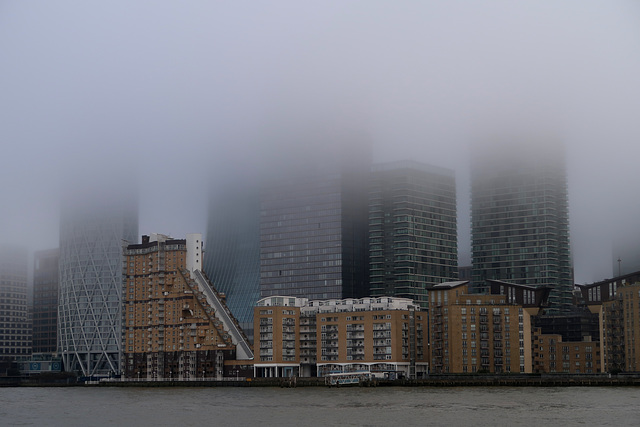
[369,161,458,308]
[471,140,572,311]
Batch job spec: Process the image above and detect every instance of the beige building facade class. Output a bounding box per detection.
[122,234,252,380]
[531,328,601,373]
[578,273,640,373]
[254,296,428,378]
[428,281,548,374]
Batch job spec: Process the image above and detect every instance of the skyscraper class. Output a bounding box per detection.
[58,189,138,376]
[369,161,458,307]
[32,248,59,355]
[471,139,572,311]
[0,246,30,359]
[259,132,371,301]
[204,184,261,341]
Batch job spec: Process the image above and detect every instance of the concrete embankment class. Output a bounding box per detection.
[95,374,640,388]
[8,374,640,387]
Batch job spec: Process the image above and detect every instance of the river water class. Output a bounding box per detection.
[1,386,639,426]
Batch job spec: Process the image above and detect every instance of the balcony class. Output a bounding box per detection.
[347,332,364,339]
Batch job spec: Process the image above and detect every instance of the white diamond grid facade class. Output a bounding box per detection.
[58,198,137,376]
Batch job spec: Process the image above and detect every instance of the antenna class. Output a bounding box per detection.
[617,257,622,277]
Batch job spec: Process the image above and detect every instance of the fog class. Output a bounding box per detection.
[1,1,639,283]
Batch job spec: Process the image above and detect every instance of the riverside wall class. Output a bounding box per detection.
[7,374,640,387]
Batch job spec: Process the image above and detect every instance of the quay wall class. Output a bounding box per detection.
[6,374,640,387]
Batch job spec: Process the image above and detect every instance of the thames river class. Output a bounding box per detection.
[1,386,639,426]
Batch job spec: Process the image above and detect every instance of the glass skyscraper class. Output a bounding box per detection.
[204,184,261,341]
[0,246,30,359]
[58,190,138,376]
[471,140,572,311]
[259,135,371,301]
[33,248,59,354]
[369,161,458,308]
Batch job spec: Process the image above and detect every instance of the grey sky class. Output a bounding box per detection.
[1,1,639,283]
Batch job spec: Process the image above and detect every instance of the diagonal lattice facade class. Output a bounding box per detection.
[58,197,137,376]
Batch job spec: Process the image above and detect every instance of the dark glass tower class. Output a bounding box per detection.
[0,246,30,359]
[259,134,371,301]
[471,139,572,311]
[369,161,458,307]
[204,184,261,341]
[33,248,59,354]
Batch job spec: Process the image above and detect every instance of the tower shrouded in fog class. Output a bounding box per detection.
[259,128,372,301]
[0,246,30,359]
[58,186,138,376]
[204,182,261,340]
[471,138,572,311]
[369,161,458,308]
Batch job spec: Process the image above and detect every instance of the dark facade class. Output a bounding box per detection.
[32,249,59,354]
[487,279,552,309]
[369,161,458,307]
[259,137,371,301]
[532,310,600,343]
[203,184,260,337]
[0,246,31,359]
[471,140,572,311]
[204,184,261,341]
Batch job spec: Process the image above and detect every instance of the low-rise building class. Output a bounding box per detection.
[578,273,640,373]
[531,329,601,373]
[254,296,428,378]
[427,280,548,374]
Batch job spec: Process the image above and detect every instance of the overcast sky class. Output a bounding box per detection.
[1,1,639,283]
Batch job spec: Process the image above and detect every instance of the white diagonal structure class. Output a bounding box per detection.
[58,196,137,376]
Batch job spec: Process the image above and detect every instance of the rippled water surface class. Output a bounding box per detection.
[2,386,639,426]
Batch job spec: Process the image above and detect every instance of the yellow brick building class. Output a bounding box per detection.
[428,281,547,374]
[531,329,601,373]
[122,234,252,380]
[254,296,429,378]
[578,274,640,373]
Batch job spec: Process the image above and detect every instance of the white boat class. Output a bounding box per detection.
[325,371,373,387]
